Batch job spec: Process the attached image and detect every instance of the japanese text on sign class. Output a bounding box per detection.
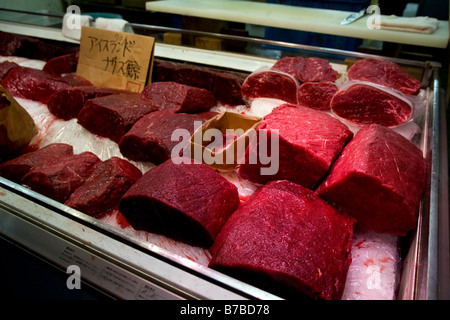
[77,26,155,93]
[88,35,140,80]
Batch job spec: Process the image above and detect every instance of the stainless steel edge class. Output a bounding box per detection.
[425,64,441,300]
[128,23,427,67]
[437,86,450,300]
[0,7,428,67]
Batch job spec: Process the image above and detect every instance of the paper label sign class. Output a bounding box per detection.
[77,26,155,93]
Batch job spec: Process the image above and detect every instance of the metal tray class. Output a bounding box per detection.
[0,16,448,300]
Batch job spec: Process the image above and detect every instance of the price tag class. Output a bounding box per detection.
[76,26,155,93]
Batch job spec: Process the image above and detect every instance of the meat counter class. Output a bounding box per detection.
[0,17,448,300]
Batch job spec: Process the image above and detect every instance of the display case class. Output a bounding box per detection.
[0,8,448,300]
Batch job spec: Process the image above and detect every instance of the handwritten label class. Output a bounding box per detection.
[77,26,155,93]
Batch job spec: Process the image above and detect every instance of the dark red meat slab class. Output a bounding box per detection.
[152,59,177,82]
[152,59,215,90]
[140,81,217,113]
[119,157,240,247]
[22,151,101,203]
[43,51,79,75]
[61,74,93,87]
[212,71,246,106]
[1,66,71,104]
[170,63,216,91]
[347,58,421,95]
[241,71,298,104]
[317,124,426,236]
[238,104,353,188]
[330,84,412,127]
[0,143,73,183]
[297,82,338,111]
[0,31,75,61]
[271,57,338,83]
[77,93,157,143]
[209,180,355,300]
[65,157,142,218]
[119,110,212,164]
[0,31,28,57]
[47,86,126,120]
[152,59,246,105]
[0,61,19,81]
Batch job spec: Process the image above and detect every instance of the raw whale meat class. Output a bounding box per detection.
[43,51,79,75]
[22,151,101,203]
[65,157,142,218]
[77,93,157,142]
[0,61,19,81]
[209,180,355,300]
[140,81,217,113]
[0,143,73,183]
[47,85,127,120]
[330,84,412,127]
[152,59,216,90]
[151,59,178,82]
[152,59,247,105]
[212,71,246,106]
[241,70,298,104]
[0,30,74,61]
[1,66,71,104]
[0,31,31,56]
[347,58,421,95]
[271,57,338,83]
[60,74,93,87]
[238,104,353,188]
[119,110,214,164]
[297,81,338,111]
[316,124,426,236]
[119,157,240,247]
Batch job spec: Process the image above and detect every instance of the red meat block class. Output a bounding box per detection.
[330,84,412,127]
[0,31,74,61]
[77,93,157,143]
[140,81,217,113]
[43,51,79,75]
[238,104,353,188]
[61,74,93,87]
[0,31,75,61]
[172,63,216,91]
[152,59,247,106]
[119,157,240,247]
[152,59,176,82]
[22,151,101,203]
[47,86,126,120]
[0,31,29,56]
[1,66,71,104]
[209,180,355,300]
[297,81,338,111]
[271,57,338,83]
[348,58,421,95]
[212,71,246,106]
[316,124,426,236]
[152,59,216,90]
[0,143,73,183]
[241,71,299,104]
[0,61,19,81]
[65,157,142,218]
[119,110,212,164]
